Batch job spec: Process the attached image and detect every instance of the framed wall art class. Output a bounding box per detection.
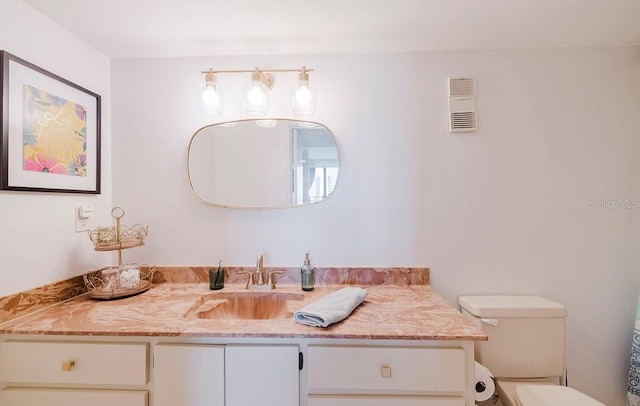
[0,50,101,194]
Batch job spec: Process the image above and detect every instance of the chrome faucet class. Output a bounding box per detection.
[237,254,284,290]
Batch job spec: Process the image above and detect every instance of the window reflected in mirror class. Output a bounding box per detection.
[292,126,339,205]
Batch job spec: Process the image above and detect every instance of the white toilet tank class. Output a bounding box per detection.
[458,295,567,379]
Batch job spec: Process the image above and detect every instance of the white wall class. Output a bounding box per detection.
[112,48,639,404]
[0,0,112,296]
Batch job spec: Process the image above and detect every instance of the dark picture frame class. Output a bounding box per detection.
[0,50,101,194]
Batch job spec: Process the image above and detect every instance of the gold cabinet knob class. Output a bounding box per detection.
[61,360,75,372]
[381,365,392,378]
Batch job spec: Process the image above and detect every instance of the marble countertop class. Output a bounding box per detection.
[0,267,487,341]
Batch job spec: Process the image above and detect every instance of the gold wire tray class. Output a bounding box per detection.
[88,224,149,251]
[83,265,156,300]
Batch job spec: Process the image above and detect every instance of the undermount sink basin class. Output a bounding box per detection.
[185,291,305,320]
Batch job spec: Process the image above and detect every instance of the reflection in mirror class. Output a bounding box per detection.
[188,119,339,209]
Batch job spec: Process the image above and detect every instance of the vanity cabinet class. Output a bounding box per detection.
[307,397,465,406]
[0,388,148,406]
[307,345,466,406]
[154,344,224,406]
[0,338,474,406]
[152,342,467,406]
[153,343,299,406]
[0,340,148,406]
[226,345,299,406]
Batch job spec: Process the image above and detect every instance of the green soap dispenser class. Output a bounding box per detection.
[301,253,315,291]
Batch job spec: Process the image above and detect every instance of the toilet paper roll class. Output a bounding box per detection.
[474,361,495,402]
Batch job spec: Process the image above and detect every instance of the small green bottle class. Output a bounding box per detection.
[301,253,315,291]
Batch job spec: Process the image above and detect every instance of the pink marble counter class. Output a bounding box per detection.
[0,267,486,341]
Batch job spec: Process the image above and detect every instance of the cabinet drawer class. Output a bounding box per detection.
[0,388,147,406]
[0,341,148,385]
[308,396,465,406]
[307,346,465,394]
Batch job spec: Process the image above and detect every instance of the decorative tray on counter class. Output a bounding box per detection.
[83,265,156,300]
[83,207,154,300]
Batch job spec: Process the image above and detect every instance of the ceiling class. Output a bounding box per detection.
[23,0,640,59]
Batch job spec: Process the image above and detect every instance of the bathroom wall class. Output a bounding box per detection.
[0,0,113,297]
[113,48,640,405]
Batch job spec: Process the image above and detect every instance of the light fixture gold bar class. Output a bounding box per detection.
[201,67,314,75]
[258,68,315,73]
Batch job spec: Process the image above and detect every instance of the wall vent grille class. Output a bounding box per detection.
[448,77,477,132]
[450,112,477,131]
[449,77,476,98]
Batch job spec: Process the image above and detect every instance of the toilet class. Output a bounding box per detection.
[458,295,605,406]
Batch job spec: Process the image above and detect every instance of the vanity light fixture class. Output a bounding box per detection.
[245,69,274,116]
[292,66,316,116]
[255,119,278,128]
[200,69,223,116]
[297,121,318,128]
[199,67,315,117]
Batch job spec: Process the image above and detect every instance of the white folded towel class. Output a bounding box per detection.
[294,287,368,328]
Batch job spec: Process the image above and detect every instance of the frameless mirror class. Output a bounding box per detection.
[188,119,340,209]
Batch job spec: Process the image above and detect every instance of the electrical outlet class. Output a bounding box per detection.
[76,205,93,232]
[76,217,89,232]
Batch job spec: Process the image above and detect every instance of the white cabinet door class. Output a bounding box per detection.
[0,388,147,406]
[226,345,299,406]
[154,344,224,406]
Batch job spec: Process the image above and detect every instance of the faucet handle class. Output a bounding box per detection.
[236,270,255,289]
[268,270,285,289]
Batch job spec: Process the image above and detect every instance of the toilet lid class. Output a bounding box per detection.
[516,385,605,406]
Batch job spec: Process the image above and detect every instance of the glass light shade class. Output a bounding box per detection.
[292,79,316,116]
[255,119,277,128]
[200,83,223,116]
[297,121,318,128]
[244,80,269,116]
